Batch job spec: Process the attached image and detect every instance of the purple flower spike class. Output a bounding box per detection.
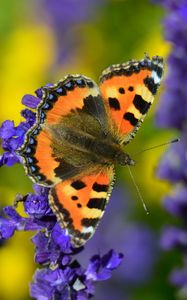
[154,0,187,295]
[30,248,123,300]
[0,114,36,167]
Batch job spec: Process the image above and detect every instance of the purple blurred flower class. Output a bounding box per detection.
[170,267,187,287]
[36,0,103,68]
[155,0,187,130]
[156,137,187,183]
[161,226,187,250]
[163,186,187,219]
[154,0,187,293]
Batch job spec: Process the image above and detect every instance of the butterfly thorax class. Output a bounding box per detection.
[47,111,134,168]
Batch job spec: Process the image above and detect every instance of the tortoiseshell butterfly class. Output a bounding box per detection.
[19,55,164,247]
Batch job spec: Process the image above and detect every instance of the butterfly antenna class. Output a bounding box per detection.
[127,165,149,215]
[134,138,180,156]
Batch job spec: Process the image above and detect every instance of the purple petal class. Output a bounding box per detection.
[22,94,41,109]
[102,249,124,270]
[0,120,16,139]
[51,223,72,253]
[3,206,23,222]
[0,152,20,167]
[35,87,43,99]
[0,218,16,239]
[21,109,36,126]
[33,184,49,197]
[24,193,50,218]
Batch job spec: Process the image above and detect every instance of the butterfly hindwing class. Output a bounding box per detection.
[19,124,61,185]
[99,55,164,144]
[49,167,115,247]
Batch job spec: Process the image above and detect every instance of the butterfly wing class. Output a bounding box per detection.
[49,167,115,247]
[19,75,108,186]
[99,55,164,144]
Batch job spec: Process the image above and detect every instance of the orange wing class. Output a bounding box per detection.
[99,55,164,144]
[49,167,115,247]
[19,75,106,186]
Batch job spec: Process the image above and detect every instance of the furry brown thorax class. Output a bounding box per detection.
[47,109,135,173]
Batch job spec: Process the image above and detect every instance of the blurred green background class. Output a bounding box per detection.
[0,0,180,299]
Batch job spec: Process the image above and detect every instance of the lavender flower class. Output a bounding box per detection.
[0,90,42,167]
[155,0,187,130]
[35,0,103,68]
[0,89,123,299]
[154,0,187,293]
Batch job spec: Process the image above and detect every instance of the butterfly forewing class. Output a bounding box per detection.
[99,56,164,144]
[19,75,107,186]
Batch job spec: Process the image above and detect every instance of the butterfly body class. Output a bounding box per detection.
[47,107,134,173]
[19,55,164,247]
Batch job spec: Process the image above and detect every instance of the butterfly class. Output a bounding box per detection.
[19,55,164,247]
